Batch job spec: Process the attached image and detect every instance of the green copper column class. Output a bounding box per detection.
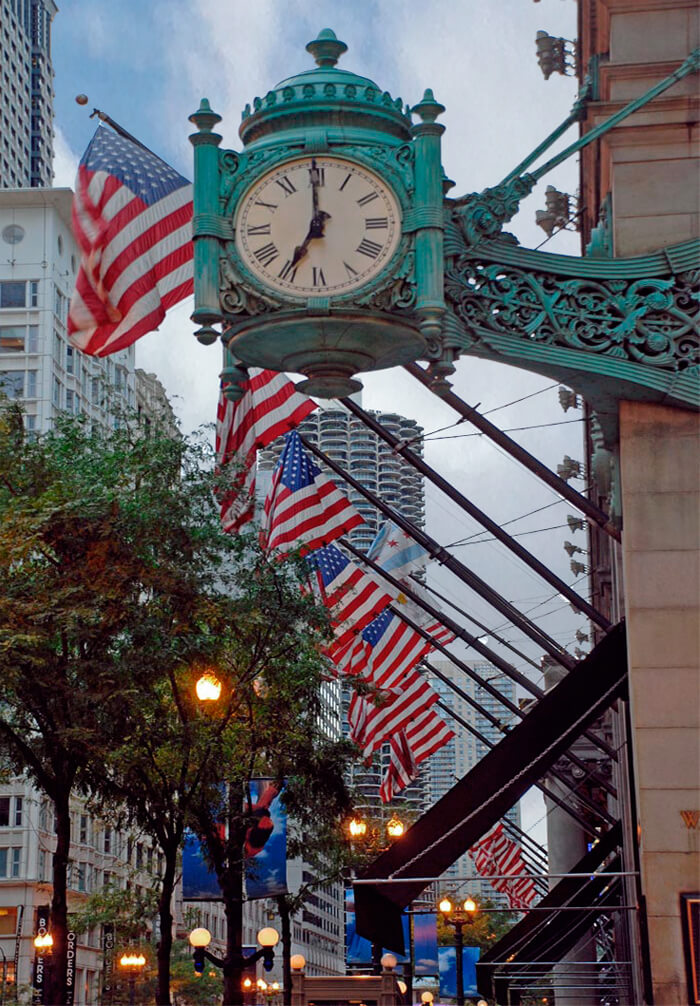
[189,98,224,345]
[410,89,446,343]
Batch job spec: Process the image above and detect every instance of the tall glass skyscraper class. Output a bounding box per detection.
[1,0,57,188]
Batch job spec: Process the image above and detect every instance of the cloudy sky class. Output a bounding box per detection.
[51,0,591,844]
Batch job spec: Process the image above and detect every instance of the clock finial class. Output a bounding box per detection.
[306,28,348,68]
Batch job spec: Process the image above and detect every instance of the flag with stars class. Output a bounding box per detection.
[216,370,316,533]
[366,520,429,596]
[262,430,363,557]
[68,125,193,357]
[306,544,392,659]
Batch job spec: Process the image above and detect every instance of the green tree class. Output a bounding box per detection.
[0,405,277,1004]
[103,535,355,1006]
[437,898,518,952]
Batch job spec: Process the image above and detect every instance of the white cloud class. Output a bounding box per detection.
[52,125,79,188]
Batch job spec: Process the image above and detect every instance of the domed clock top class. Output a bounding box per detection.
[190,28,446,397]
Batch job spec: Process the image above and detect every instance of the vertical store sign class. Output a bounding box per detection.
[32,905,50,1005]
[102,923,115,1002]
[14,904,24,990]
[65,929,76,1005]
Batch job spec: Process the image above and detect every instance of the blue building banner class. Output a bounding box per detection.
[438,945,480,998]
[245,779,288,899]
[345,888,409,964]
[182,779,288,901]
[413,913,439,975]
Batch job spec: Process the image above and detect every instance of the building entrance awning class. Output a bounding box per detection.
[354,623,628,952]
[477,822,623,1002]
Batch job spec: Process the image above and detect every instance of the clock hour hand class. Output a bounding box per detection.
[290,210,331,267]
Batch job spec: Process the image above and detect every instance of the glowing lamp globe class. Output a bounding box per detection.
[463,896,477,914]
[380,952,397,969]
[188,927,212,948]
[386,816,404,838]
[421,993,434,1004]
[438,897,453,914]
[348,817,368,838]
[195,672,222,702]
[397,980,408,994]
[257,926,280,948]
[290,953,306,970]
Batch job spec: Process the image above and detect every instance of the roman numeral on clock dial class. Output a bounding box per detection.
[356,238,383,259]
[253,242,279,267]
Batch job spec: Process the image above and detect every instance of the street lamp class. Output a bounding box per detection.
[348,816,368,838]
[188,925,280,975]
[420,993,434,1004]
[439,895,478,1005]
[386,816,404,839]
[195,670,222,701]
[118,953,146,1006]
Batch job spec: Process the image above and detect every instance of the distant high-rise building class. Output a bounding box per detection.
[1,0,57,188]
[427,660,525,906]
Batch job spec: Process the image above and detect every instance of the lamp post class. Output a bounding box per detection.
[439,896,477,1005]
[346,814,406,973]
[188,925,280,982]
[118,953,146,1006]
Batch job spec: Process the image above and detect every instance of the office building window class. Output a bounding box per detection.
[0,371,23,398]
[0,281,26,307]
[14,798,22,827]
[26,370,37,398]
[11,847,21,878]
[0,798,9,826]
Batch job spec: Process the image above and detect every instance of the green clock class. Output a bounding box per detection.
[234,155,403,299]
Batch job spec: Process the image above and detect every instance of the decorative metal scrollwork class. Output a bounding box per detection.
[445,252,700,375]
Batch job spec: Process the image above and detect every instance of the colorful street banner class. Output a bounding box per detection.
[245,779,288,899]
[182,830,222,901]
[345,888,409,964]
[413,913,439,975]
[182,779,288,901]
[438,945,480,998]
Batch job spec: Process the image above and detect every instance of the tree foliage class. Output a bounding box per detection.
[0,403,359,1005]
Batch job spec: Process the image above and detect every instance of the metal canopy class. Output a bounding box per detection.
[353,622,628,953]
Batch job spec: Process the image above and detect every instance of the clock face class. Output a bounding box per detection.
[234,156,402,298]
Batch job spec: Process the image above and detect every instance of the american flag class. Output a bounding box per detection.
[306,545,392,659]
[68,126,193,357]
[469,823,537,910]
[216,370,316,533]
[348,668,440,759]
[262,431,363,557]
[379,705,454,802]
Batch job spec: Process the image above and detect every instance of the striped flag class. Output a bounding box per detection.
[306,545,392,659]
[262,431,363,557]
[68,126,193,357]
[379,706,454,803]
[348,668,440,759]
[216,370,316,533]
[469,823,537,910]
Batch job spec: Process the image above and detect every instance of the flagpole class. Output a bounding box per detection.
[75,95,162,159]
